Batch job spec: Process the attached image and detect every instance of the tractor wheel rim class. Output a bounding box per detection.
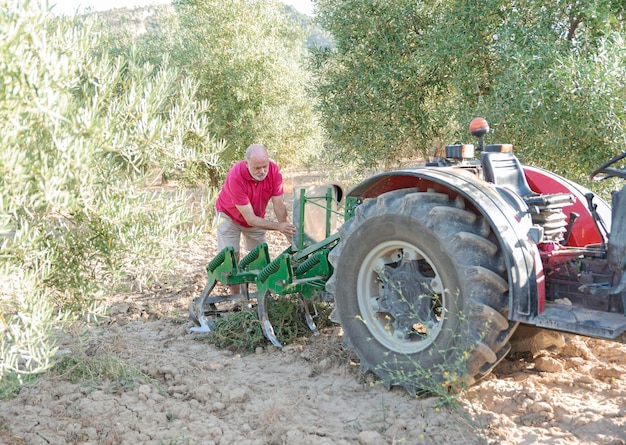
[356,240,445,354]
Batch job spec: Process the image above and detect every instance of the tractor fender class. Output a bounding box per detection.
[524,166,611,246]
[346,166,542,322]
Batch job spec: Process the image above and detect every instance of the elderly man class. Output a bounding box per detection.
[215,144,296,294]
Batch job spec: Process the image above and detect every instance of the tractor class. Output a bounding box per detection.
[189,118,626,392]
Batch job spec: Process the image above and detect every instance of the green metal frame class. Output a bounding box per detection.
[206,243,272,286]
[294,186,344,250]
[205,236,339,300]
[344,196,362,221]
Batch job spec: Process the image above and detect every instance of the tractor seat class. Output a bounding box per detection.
[481,152,573,203]
[481,151,534,197]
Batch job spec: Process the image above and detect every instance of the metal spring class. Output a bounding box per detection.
[295,252,322,276]
[258,255,283,282]
[208,249,227,272]
[239,245,262,269]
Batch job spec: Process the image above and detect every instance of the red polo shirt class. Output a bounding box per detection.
[215,160,284,228]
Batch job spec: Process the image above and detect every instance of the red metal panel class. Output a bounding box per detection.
[524,166,609,247]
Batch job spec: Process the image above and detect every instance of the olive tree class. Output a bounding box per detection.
[312,0,454,169]
[0,1,220,384]
[128,0,324,177]
[313,0,626,182]
[486,0,626,182]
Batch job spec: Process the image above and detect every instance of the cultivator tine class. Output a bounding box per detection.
[299,295,320,335]
[189,316,216,333]
[188,279,218,333]
[257,289,283,348]
[255,253,294,348]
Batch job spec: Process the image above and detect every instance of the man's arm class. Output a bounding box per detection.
[235,201,296,238]
[271,194,289,223]
[271,195,296,242]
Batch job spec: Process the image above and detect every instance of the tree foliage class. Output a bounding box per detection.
[120,0,324,179]
[0,1,218,382]
[313,0,626,182]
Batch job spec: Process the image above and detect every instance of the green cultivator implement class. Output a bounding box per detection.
[188,184,343,347]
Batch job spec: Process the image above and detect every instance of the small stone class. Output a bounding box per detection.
[554,298,572,305]
[427,413,448,428]
[109,303,130,314]
[531,401,554,414]
[190,384,213,403]
[168,403,191,420]
[282,344,303,354]
[358,430,386,445]
[167,384,188,395]
[227,387,249,403]
[211,401,226,412]
[534,356,564,373]
[138,384,152,395]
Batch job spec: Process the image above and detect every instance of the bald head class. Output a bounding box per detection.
[245,144,270,181]
[245,144,268,161]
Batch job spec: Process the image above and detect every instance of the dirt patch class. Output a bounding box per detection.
[1,171,625,445]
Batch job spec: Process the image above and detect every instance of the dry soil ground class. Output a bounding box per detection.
[1,171,625,445]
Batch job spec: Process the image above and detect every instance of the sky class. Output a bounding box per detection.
[51,0,314,16]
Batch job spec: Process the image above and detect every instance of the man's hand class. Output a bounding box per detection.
[277,221,296,238]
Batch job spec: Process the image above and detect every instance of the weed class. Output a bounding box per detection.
[158,433,189,445]
[169,310,188,325]
[360,289,494,441]
[52,350,146,392]
[370,397,393,433]
[0,372,39,400]
[369,305,487,409]
[207,296,334,351]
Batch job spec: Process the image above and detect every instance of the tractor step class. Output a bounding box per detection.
[533,304,626,339]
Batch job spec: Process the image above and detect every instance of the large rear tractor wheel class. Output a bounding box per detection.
[326,189,518,392]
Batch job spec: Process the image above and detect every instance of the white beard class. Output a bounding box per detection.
[249,168,268,182]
